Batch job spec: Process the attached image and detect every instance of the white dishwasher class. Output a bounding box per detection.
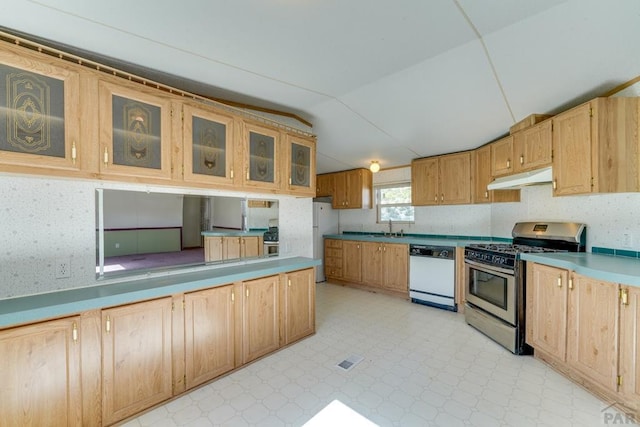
[409,244,456,311]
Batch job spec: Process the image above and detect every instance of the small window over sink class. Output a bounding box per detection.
[376,183,414,223]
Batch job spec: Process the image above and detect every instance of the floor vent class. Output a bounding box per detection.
[336,355,364,372]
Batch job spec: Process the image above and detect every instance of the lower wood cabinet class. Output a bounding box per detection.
[326,239,408,296]
[567,273,619,392]
[0,317,83,426]
[102,297,173,426]
[361,241,408,292]
[342,240,362,283]
[204,236,263,262]
[526,262,638,415]
[242,275,281,364]
[281,268,316,345]
[1,267,315,426]
[184,285,236,390]
[619,286,640,412]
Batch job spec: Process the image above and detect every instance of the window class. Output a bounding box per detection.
[376,183,414,223]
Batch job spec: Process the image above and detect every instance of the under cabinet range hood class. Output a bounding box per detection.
[487,166,552,190]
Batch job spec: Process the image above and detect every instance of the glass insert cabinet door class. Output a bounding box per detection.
[243,122,280,189]
[0,50,81,171]
[98,80,173,180]
[182,103,237,186]
[286,134,316,195]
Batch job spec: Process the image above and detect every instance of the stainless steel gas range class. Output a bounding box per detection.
[464,222,586,354]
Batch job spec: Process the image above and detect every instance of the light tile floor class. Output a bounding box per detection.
[122,282,630,427]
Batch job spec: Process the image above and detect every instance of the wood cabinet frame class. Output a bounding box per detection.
[182,102,240,187]
[284,133,316,196]
[0,45,83,174]
[242,120,281,191]
[98,80,174,181]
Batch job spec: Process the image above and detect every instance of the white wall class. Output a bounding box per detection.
[0,173,313,299]
[211,196,242,229]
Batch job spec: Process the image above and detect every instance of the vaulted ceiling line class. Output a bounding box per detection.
[453,0,516,124]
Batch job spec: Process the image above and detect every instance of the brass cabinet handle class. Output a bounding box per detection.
[507,159,511,168]
[71,141,77,165]
[553,179,557,190]
[484,191,489,199]
[103,147,109,165]
[105,315,111,333]
[72,322,78,343]
[568,278,573,290]
[288,279,291,287]
[557,276,562,288]
[230,169,234,179]
[434,194,438,202]
[520,155,524,165]
[621,288,629,305]
[231,291,235,302]
[440,194,444,202]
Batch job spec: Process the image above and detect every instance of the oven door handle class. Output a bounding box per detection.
[464,258,514,276]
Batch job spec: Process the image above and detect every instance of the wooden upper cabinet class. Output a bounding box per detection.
[0,45,83,174]
[552,102,593,196]
[439,151,471,204]
[412,152,471,206]
[411,157,439,206]
[332,168,372,209]
[0,316,82,426]
[98,80,173,181]
[284,133,316,196]
[491,135,514,177]
[472,145,520,204]
[242,121,281,191]
[553,97,640,196]
[316,173,334,197]
[182,103,239,186]
[513,119,552,172]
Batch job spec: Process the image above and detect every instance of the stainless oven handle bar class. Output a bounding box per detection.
[464,258,515,276]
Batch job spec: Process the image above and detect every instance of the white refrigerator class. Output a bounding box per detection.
[312,201,339,282]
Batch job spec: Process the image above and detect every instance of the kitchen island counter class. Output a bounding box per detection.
[521,252,640,287]
[0,256,320,328]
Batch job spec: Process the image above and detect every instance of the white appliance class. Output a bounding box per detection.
[312,201,339,282]
[409,244,456,311]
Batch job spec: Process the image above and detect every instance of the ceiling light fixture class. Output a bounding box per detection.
[369,160,380,173]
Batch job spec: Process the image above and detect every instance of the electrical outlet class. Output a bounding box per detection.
[55,258,71,279]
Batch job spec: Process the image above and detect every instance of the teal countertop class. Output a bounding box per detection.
[323,233,510,247]
[201,228,266,237]
[0,257,320,328]
[521,252,640,287]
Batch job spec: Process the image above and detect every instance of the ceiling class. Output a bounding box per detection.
[2,0,639,174]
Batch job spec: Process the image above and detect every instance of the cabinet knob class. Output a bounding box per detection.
[484,191,489,199]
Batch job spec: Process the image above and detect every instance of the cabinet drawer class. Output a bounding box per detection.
[325,248,343,258]
[325,256,342,268]
[325,267,342,278]
[325,239,343,249]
